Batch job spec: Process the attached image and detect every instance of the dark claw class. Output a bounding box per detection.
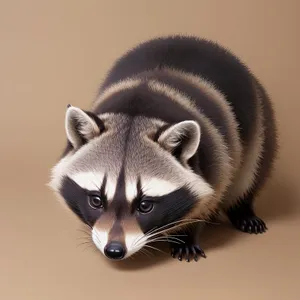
[191,247,197,261]
[194,245,206,258]
[259,225,264,233]
[178,247,183,261]
[230,214,268,235]
[171,248,176,258]
[185,247,190,262]
[170,244,206,262]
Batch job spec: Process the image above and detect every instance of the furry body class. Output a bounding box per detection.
[50,35,278,262]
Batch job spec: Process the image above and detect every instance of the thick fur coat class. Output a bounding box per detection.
[49,35,278,262]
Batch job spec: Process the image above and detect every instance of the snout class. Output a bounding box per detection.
[92,216,145,260]
[104,241,126,260]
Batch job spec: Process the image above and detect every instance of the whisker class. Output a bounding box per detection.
[143,244,166,255]
[143,217,219,241]
[144,221,183,236]
[143,248,154,257]
[76,229,91,236]
[76,241,93,248]
[145,218,203,237]
[160,236,186,243]
[152,239,182,244]
[95,235,102,246]
[134,220,200,249]
[133,217,219,251]
[143,226,159,236]
[163,234,188,237]
[133,233,144,246]
[82,244,95,252]
[91,233,102,251]
[139,219,195,241]
[134,237,147,250]
[139,249,153,259]
[128,254,135,261]
[146,219,202,240]
[76,236,92,240]
[81,223,93,230]
[147,236,185,244]
[132,233,146,249]
[148,238,181,244]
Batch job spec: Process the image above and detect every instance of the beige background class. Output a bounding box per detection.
[1,1,299,299]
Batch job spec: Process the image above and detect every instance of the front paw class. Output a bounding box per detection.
[170,243,206,262]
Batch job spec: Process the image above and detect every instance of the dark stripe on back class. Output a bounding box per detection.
[138,70,234,146]
[94,83,193,123]
[98,35,257,144]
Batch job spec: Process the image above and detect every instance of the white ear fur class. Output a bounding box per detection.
[65,106,100,148]
[157,120,201,161]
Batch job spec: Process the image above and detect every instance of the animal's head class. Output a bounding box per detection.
[49,105,214,260]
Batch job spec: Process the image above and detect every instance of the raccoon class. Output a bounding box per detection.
[49,35,278,262]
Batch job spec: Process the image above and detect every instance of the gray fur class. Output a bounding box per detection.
[49,35,278,260]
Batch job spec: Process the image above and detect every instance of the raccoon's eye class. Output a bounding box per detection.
[88,195,104,209]
[137,201,154,214]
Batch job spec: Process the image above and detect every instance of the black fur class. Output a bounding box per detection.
[60,176,105,227]
[59,175,198,237]
[227,193,268,234]
[133,69,233,147]
[95,35,278,222]
[98,35,257,145]
[57,35,278,261]
[135,186,198,234]
[225,78,278,233]
[95,83,193,122]
[170,222,207,262]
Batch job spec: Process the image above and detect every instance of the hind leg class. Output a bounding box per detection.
[226,191,267,234]
[226,79,277,235]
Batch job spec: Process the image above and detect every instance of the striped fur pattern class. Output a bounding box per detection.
[49,35,278,261]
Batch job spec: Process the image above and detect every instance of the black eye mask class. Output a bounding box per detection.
[59,176,104,227]
[135,186,198,234]
[60,173,198,233]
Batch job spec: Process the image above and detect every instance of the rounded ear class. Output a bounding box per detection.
[65,105,103,149]
[157,120,201,162]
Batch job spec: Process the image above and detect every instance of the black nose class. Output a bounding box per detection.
[104,242,126,260]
